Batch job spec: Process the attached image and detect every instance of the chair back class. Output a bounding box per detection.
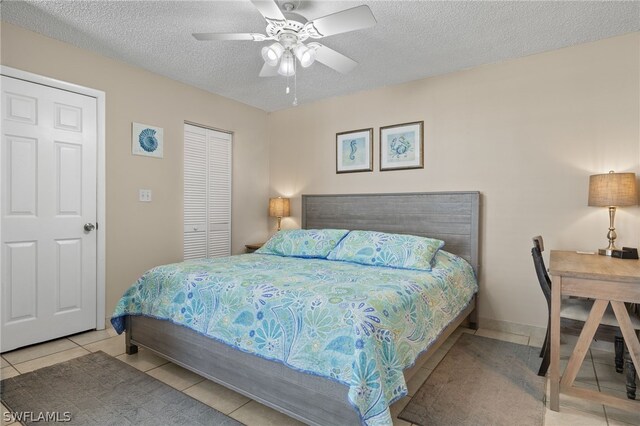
[533,236,544,253]
[532,236,551,305]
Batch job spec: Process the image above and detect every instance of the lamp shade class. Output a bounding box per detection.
[588,171,638,207]
[269,197,290,218]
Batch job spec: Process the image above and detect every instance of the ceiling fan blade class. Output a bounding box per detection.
[250,0,286,23]
[313,44,358,74]
[193,33,263,41]
[259,63,279,77]
[306,5,376,38]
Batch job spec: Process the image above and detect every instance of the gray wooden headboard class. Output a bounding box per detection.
[301,191,481,275]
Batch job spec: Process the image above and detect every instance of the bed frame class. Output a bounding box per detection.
[124,191,481,425]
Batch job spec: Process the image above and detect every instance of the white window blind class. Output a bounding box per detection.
[184,124,232,260]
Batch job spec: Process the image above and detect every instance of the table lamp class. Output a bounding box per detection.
[588,171,638,256]
[269,197,290,231]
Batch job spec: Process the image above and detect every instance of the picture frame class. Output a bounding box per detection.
[379,121,424,171]
[336,128,373,174]
[132,122,163,158]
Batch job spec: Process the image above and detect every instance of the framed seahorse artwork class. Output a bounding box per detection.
[132,122,164,158]
[336,128,373,174]
[380,121,423,171]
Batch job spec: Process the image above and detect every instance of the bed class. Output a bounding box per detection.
[112,192,481,425]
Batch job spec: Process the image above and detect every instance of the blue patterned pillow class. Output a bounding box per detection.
[327,230,444,271]
[256,229,350,259]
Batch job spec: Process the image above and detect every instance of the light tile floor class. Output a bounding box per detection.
[1,326,638,426]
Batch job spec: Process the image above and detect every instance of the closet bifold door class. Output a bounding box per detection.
[207,129,231,258]
[183,124,231,260]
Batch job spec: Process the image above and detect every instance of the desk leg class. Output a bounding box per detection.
[550,276,561,411]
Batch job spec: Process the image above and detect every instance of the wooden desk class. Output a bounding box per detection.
[549,250,640,412]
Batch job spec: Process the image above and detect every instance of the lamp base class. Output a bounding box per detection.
[597,206,618,257]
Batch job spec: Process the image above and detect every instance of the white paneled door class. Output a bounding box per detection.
[1,76,97,352]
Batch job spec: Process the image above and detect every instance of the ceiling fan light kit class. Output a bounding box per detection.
[261,42,285,66]
[193,0,376,105]
[293,43,316,67]
[278,50,296,76]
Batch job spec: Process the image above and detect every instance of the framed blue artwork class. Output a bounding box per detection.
[336,128,373,174]
[132,122,163,158]
[380,121,423,171]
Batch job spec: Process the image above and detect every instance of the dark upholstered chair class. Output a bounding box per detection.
[531,236,640,396]
[532,236,561,376]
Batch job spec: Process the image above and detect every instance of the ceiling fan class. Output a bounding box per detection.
[193,0,377,78]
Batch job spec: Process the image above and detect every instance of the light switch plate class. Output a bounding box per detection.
[139,189,152,202]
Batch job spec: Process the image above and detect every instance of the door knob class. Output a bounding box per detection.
[84,223,96,232]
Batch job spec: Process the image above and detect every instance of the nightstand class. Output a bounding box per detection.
[245,242,265,253]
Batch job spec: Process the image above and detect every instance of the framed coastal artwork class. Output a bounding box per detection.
[379,121,423,171]
[336,128,373,173]
[132,122,164,158]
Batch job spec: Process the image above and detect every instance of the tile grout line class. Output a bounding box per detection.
[1,365,21,378]
[145,359,170,372]
[3,338,83,368]
[2,330,120,377]
[2,356,16,370]
[144,365,162,377]
[114,351,170,372]
[177,381,253,419]
[12,346,94,375]
[182,381,200,393]
[227,399,252,417]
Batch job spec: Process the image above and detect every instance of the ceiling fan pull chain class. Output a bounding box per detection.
[293,59,298,106]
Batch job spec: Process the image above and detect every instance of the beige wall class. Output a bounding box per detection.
[2,21,638,330]
[1,22,271,315]
[268,33,640,328]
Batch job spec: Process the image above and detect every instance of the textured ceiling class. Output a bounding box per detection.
[2,1,638,112]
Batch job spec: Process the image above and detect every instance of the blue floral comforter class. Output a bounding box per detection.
[111,251,477,425]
